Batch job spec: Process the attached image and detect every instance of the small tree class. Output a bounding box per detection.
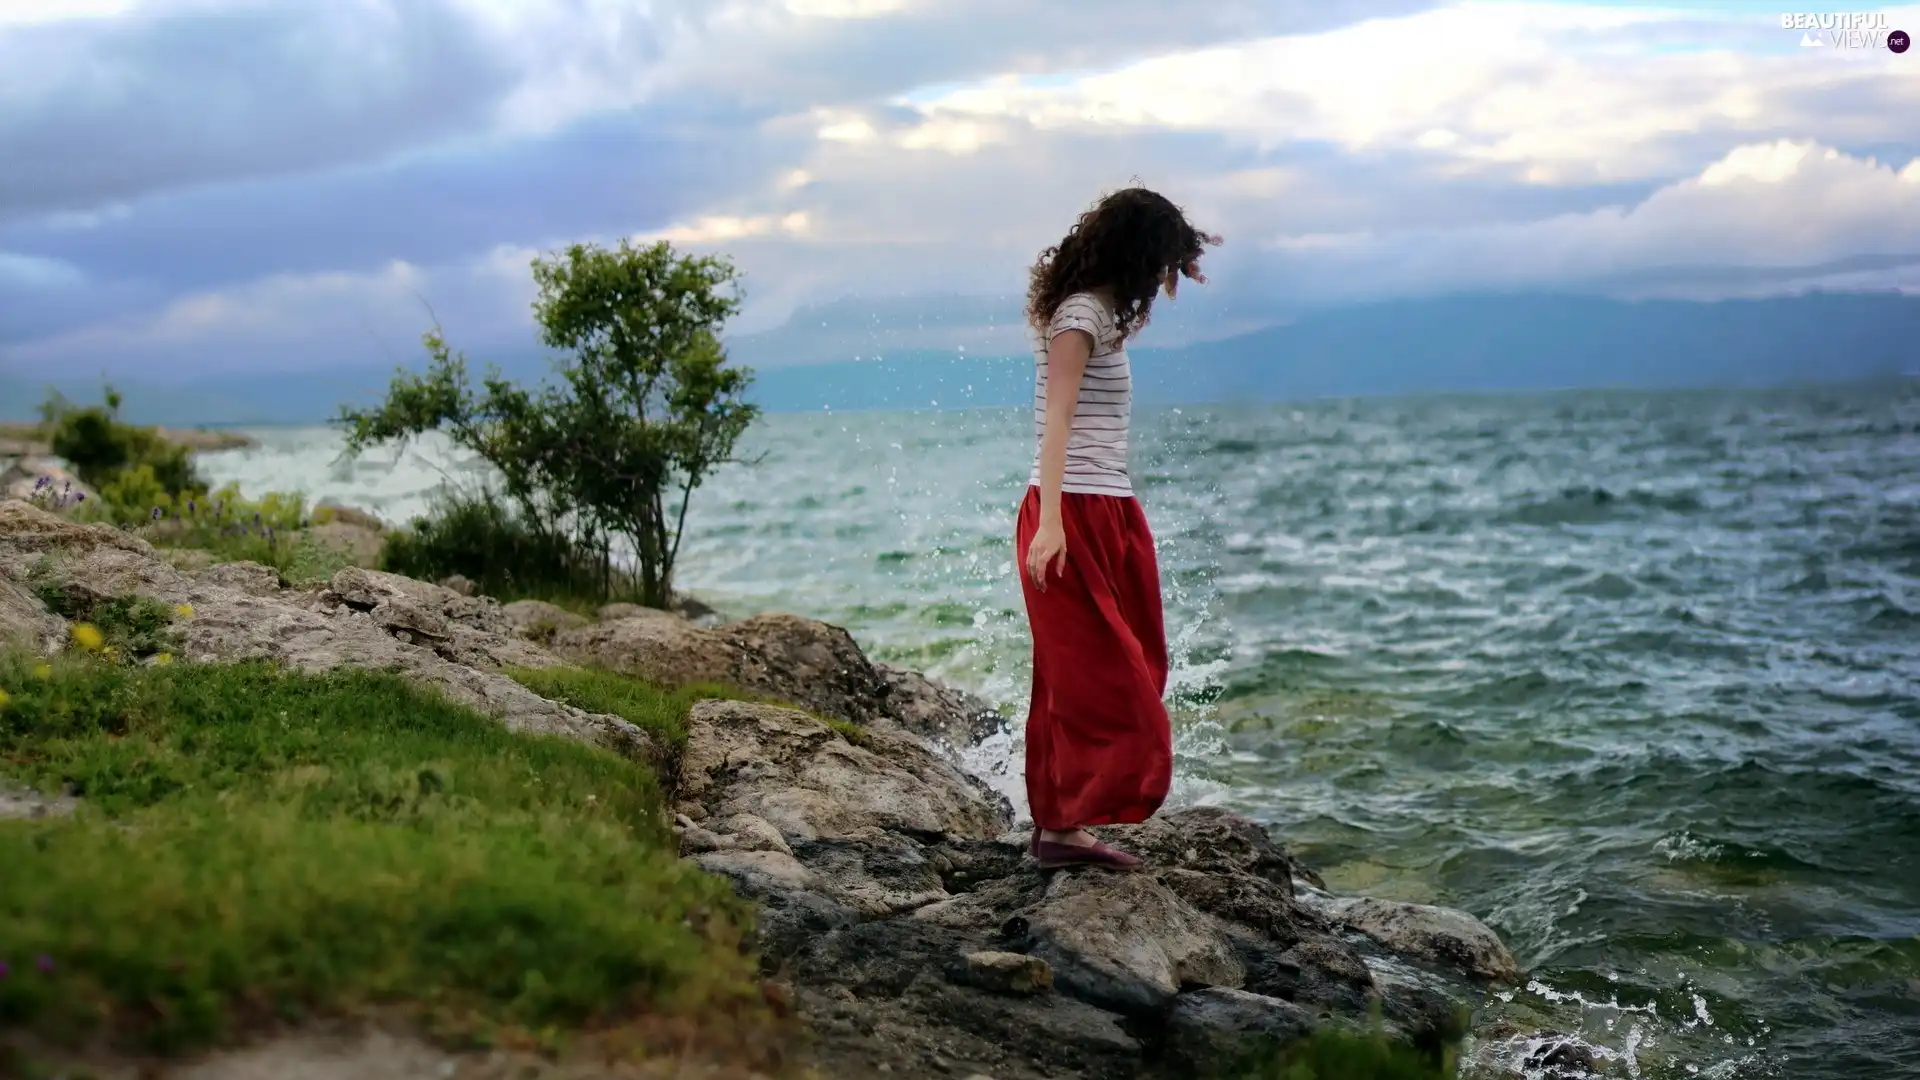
[43,383,205,499]
[338,239,758,609]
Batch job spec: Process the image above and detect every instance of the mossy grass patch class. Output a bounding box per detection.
[0,653,772,1059]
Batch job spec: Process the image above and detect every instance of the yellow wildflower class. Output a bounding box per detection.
[0,689,10,710]
[152,652,173,666]
[32,663,52,680]
[70,623,104,651]
[174,603,195,620]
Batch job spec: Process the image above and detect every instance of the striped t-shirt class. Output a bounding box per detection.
[1030,292,1133,498]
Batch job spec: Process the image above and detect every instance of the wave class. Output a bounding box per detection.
[1499,485,1708,527]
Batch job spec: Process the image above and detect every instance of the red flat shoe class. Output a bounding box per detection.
[1033,838,1142,872]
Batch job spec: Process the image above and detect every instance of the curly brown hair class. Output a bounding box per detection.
[1026,186,1213,344]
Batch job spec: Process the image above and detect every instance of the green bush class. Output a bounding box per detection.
[0,654,768,1056]
[108,477,319,570]
[379,489,609,608]
[41,386,204,499]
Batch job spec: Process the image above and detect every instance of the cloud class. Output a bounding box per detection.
[631,137,1920,358]
[0,251,82,289]
[0,0,1434,223]
[0,255,536,378]
[19,137,1912,380]
[0,0,134,28]
[642,213,814,245]
[0,0,519,221]
[0,104,805,317]
[0,250,95,343]
[4,0,1919,383]
[618,0,1439,115]
[1251,141,1920,304]
[909,2,1920,184]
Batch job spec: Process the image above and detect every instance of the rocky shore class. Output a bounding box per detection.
[0,420,256,457]
[0,498,1581,1079]
[0,422,257,507]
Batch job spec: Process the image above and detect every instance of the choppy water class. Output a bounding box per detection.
[200,382,1920,1079]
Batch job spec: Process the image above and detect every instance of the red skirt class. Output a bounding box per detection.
[1015,486,1173,831]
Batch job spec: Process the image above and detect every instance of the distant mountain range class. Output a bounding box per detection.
[3,291,1915,426]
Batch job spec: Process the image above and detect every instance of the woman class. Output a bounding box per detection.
[1018,186,1220,870]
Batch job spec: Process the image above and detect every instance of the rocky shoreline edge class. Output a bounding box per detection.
[0,498,1592,1080]
[0,420,255,459]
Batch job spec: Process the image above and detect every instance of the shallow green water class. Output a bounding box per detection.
[204,382,1920,1078]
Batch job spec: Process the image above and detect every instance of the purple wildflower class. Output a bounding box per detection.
[152,506,163,520]
[34,954,51,975]
[187,499,197,515]
[62,479,71,492]
[33,475,49,490]
[73,493,85,503]
[0,960,8,980]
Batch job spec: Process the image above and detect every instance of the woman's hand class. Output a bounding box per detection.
[1026,516,1068,591]
[1165,232,1223,299]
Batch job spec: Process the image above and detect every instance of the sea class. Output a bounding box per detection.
[196,381,1920,1079]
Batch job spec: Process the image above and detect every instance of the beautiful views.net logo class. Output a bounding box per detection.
[1781,12,1911,52]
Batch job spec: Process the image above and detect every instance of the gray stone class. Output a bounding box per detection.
[1103,806,1315,891]
[1026,870,1244,1017]
[875,660,1007,748]
[0,782,76,821]
[959,951,1053,996]
[674,699,1012,845]
[1297,887,1522,984]
[307,566,562,673]
[0,457,98,508]
[1163,987,1317,1067]
[190,560,284,597]
[0,573,62,651]
[499,599,589,642]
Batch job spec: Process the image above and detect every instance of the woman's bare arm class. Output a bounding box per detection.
[1037,327,1092,526]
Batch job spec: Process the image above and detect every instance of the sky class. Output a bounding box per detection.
[1,0,1918,381]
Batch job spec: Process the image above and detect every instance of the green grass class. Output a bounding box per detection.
[161,530,362,584]
[25,571,182,660]
[0,653,768,1057]
[504,666,867,751]
[502,666,746,751]
[141,527,363,585]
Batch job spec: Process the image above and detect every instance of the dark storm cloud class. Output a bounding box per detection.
[661,0,1438,109]
[9,0,1914,384]
[0,103,805,302]
[0,0,1433,225]
[0,0,520,221]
